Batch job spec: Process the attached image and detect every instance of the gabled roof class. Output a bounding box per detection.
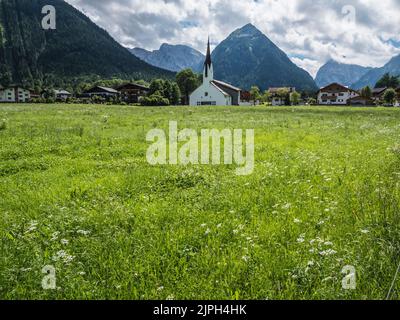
[116,83,150,91]
[54,89,71,95]
[84,86,119,94]
[212,79,241,92]
[210,82,230,97]
[348,96,374,102]
[318,82,358,94]
[372,87,387,94]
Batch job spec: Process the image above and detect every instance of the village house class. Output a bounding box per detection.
[269,87,296,106]
[348,96,375,106]
[82,86,120,99]
[317,83,359,105]
[116,83,150,103]
[0,85,31,103]
[54,89,72,101]
[372,87,400,106]
[372,87,387,101]
[190,39,244,106]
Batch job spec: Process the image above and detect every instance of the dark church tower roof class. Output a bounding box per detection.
[204,37,212,77]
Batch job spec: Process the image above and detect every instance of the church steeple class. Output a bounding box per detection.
[203,37,213,81]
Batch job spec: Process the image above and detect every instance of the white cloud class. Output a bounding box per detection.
[65,0,400,77]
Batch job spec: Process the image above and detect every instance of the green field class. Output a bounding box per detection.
[1,104,400,300]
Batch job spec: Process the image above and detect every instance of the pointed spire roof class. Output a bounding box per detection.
[204,37,212,77]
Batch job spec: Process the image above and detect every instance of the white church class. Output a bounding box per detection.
[189,39,243,106]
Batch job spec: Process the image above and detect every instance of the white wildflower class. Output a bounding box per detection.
[319,249,337,256]
[77,230,91,236]
[51,232,60,241]
[52,250,75,264]
[25,221,38,233]
[297,234,306,243]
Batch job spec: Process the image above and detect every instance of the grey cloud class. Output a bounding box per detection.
[66,0,400,75]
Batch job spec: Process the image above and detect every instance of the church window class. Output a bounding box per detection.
[205,92,208,96]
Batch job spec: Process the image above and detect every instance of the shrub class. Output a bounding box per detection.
[0,119,7,131]
[141,94,170,106]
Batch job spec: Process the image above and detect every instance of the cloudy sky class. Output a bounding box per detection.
[65,0,400,77]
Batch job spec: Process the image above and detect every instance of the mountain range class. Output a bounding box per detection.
[0,0,174,87]
[210,24,317,91]
[132,24,318,91]
[130,44,204,72]
[315,60,372,88]
[352,54,400,89]
[2,0,398,92]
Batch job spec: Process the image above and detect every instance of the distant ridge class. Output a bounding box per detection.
[315,60,372,88]
[130,44,204,72]
[0,0,174,86]
[352,54,400,89]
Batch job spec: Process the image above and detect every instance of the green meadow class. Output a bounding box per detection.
[1,103,400,300]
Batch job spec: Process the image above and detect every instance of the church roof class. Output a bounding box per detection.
[210,82,230,97]
[212,79,241,92]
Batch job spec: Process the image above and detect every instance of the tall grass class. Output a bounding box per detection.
[0,104,400,300]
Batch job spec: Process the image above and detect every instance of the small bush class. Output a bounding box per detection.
[0,119,7,131]
[141,94,170,106]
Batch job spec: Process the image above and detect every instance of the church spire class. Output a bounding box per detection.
[204,37,212,78]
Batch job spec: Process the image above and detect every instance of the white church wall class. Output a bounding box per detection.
[190,82,230,106]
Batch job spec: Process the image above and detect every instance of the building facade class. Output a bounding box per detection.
[269,87,296,106]
[82,86,120,99]
[0,85,31,103]
[190,39,241,106]
[54,90,72,101]
[317,83,359,105]
[116,83,150,103]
